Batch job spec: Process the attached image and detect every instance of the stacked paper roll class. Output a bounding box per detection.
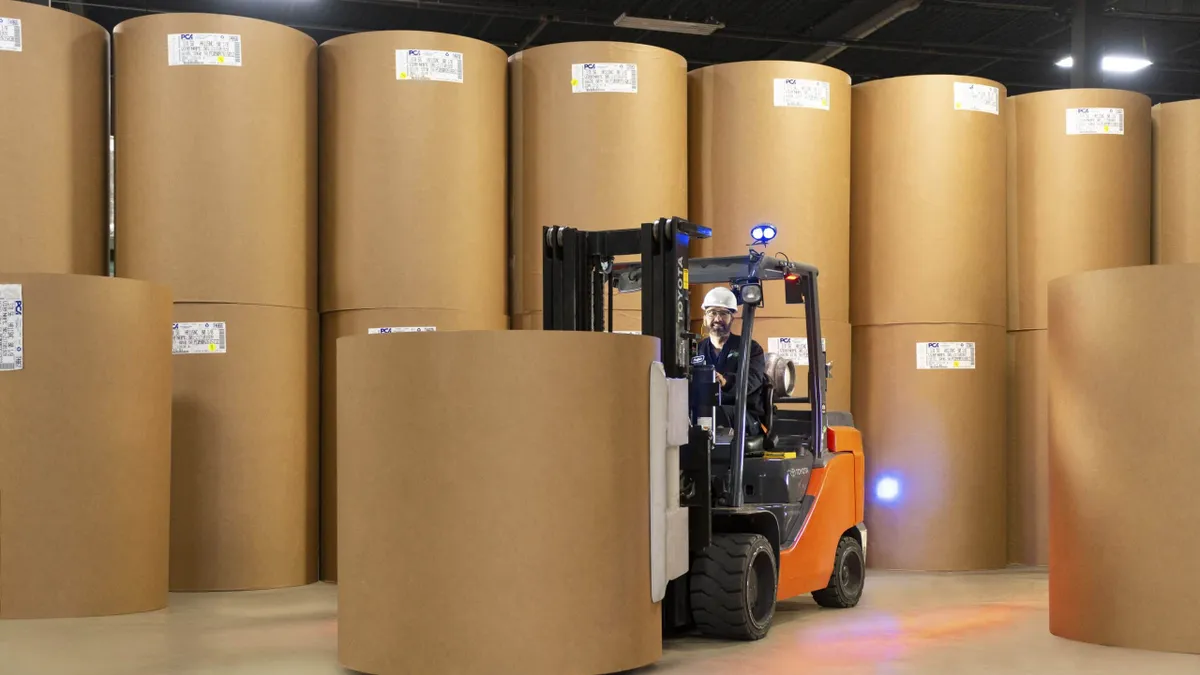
[1152,99,1200,263]
[317,31,509,580]
[851,75,1008,571]
[689,61,852,411]
[1006,89,1151,566]
[0,274,171,618]
[0,1,108,276]
[510,42,687,330]
[114,13,319,590]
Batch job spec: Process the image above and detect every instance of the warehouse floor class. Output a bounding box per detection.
[2,569,1198,674]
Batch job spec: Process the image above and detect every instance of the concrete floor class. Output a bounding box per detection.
[2,570,1198,674]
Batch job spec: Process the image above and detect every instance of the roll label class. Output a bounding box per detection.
[953,82,999,115]
[768,337,827,367]
[774,78,830,110]
[396,49,463,83]
[0,284,23,372]
[615,331,642,335]
[0,17,21,52]
[168,33,243,67]
[368,326,436,334]
[916,341,975,370]
[1066,107,1124,135]
[173,321,227,354]
[571,63,638,94]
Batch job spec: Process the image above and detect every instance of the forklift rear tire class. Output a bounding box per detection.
[812,535,865,608]
[689,533,777,641]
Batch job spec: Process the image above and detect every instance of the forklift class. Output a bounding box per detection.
[543,217,867,641]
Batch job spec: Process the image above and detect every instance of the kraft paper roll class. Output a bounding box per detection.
[114,14,317,309]
[0,274,171,618]
[1152,99,1200,264]
[338,331,662,674]
[1007,89,1151,331]
[510,42,687,319]
[318,309,508,582]
[170,303,318,591]
[0,1,108,276]
[1049,263,1200,653]
[689,61,851,323]
[318,31,507,314]
[850,75,1007,327]
[1007,329,1049,566]
[853,323,1006,570]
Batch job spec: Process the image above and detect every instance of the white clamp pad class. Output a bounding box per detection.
[650,362,691,603]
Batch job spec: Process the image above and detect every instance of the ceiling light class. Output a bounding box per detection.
[613,13,724,36]
[1056,55,1153,72]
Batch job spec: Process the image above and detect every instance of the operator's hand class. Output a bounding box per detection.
[715,372,728,387]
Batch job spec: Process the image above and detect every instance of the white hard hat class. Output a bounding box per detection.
[702,287,738,313]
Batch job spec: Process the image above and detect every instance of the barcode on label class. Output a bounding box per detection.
[168,33,242,67]
[768,337,827,367]
[953,82,999,114]
[368,326,437,334]
[916,341,976,370]
[571,63,638,93]
[396,49,464,82]
[774,78,830,110]
[173,321,228,354]
[0,284,23,372]
[0,17,21,53]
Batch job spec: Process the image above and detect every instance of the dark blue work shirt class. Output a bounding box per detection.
[692,333,767,422]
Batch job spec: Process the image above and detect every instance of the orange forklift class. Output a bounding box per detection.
[543,217,866,641]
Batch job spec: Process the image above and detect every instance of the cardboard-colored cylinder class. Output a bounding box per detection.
[318,31,507,314]
[0,1,108,276]
[850,75,1007,327]
[1007,89,1151,331]
[689,61,851,322]
[114,14,317,309]
[510,42,687,319]
[1007,329,1048,566]
[0,274,171,618]
[170,303,318,591]
[1049,263,1200,653]
[318,309,507,581]
[853,323,1006,570]
[1152,99,1200,264]
[337,331,662,674]
[513,310,642,334]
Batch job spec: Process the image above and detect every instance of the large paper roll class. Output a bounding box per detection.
[1007,89,1151,331]
[170,303,318,591]
[850,75,1007,327]
[0,274,171,618]
[114,14,317,309]
[853,323,1006,570]
[1152,99,1200,264]
[318,31,507,314]
[1007,329,1048,566]
[510,42,687,319]
[1049,263,1200,653]
[0,1,108,276]
[318,308,507,581]
[338,331,662,674]
[689,61,851,322]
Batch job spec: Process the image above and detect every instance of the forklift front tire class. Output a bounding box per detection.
[812,535,866,609]
[690,533,778,641]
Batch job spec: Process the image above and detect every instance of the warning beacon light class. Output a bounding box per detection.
[750,223,777,245]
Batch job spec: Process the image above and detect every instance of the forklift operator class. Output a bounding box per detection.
[695,287,768,433]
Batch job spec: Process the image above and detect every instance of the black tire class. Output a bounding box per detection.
[812,535,865,608]
[689,533,778,641]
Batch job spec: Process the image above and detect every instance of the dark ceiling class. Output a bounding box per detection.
[33,0,1200,101]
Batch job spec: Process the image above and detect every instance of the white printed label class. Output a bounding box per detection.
[368,326,437,334]
[173,322,227,354]
[168,33,243,67]
[615,330,642,335]
[0,284,23,372]
[571,63,638,94]
[774,78,830,110]
[0,17,21,53]
[1066,107,1124,135]
[953,82,999,115]
[768,337,826,367]
[396,49,463,83]
[916,342,976,370]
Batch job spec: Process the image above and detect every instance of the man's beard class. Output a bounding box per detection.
[707,322,731,338]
